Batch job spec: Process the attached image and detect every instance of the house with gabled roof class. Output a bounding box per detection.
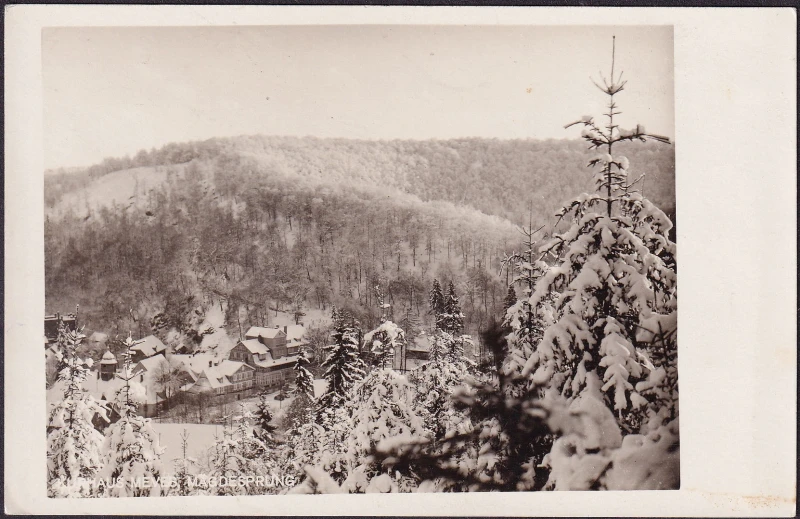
[172,354,256,402]
[230,324,300,389]
[395,334,431,372]
[130,335,167,364]
[285,324,308,356]
[244,325,289,358]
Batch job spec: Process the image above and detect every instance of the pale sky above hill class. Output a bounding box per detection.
[43,25,673,170]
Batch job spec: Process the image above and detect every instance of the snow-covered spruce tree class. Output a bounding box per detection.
[525,36,676,432]
[99,333,165,497]
[337,369,430,493]
[208,404,273,495]
[207,426,246,496]
[46,323,107,497]
[500,219,553,398]
[503,285,517,312]
[235,403,279,487]
[313,307,366,481]
[317,307,366,414]
[409,330,475,443]
[428,279,445,329]
[311,399,353,485]
[421,280,474,435]
[281,355,319,479]
[437,281,465,336]
[543,375,679,490]
[253,391,278,441]
[293,349,316,399]
[283,415,327,479]
[486,252,560,488]
[372,372,554,492]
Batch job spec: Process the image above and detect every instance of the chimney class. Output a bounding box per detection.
[283,325,287,333]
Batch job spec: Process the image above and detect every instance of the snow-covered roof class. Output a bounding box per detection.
[172,354,250,383]
[169,354,201,381]
[408,335,430,352]
[132,335,167,357]
[100,350,117,364]
[82,370,125,402]
[245,326,285,339]
[217,359,253,377]
[135,355,168,373]
[239,339,269,355]
[252,352,299,369]
[172,353,218,375]
[194,360,251,389]
[197,369,224,389]
[285,324,306,343]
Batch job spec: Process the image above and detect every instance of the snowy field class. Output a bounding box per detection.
[151,422,222,475]
[152,378,327,475]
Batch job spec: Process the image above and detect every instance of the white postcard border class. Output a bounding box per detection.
[4,5,796,516]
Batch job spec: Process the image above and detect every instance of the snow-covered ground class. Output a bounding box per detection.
[47,165,185,220]
[261,308,331,331]
[151,378,327,475]
[151,422,222,475]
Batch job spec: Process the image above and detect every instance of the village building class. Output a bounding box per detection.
[171,353,257,403]
[395,335,431,372]
[44,312,78,345]
[285,324,308,356]
[243,325,289,356]
[123,355,175,417]
[129,335,167,364]
[228,325,300,389]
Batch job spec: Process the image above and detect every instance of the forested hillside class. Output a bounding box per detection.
[45,136,674,359]
[47,136,675,226]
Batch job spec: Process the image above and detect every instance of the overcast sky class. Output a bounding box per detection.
[43,25,673,170]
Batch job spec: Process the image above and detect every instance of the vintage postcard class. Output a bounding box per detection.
[4,5,796,516]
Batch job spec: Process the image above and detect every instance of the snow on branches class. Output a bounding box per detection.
[319,307,367,410]
[516,35,677,433]
[293,350,316,400]
[364,320,406,370]
[47,324,107,497]
[98,333,165,497]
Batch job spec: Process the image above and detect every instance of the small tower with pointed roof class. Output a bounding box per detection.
[99,348,118,381]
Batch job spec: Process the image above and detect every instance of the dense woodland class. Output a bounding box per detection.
[45,135,674,360]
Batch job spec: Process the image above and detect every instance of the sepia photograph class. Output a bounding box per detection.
[40,23,679,497]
